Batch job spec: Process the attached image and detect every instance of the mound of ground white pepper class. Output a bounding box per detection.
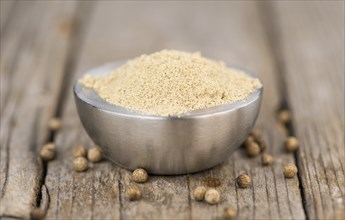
[80,50,262,116]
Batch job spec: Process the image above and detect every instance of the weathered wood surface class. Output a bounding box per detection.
[269,2,345,219]
[0,1,344,219]
[0,1,78,219]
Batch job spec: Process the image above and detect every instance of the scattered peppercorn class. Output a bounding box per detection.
[261,153,273,166]
[87,147,103,162]
[245,142,261,157]
[244,136,255,146]
[223,207,237,220]
[278,110,291,124]
[193,186,207,201]
[39,143,56,161]
[204,188,220,205]
[73,145,87,158]
[125,184,142,201]
[250,128,261,140]
[256,138,267,152]
[47,117,62,130]
[236,174,251,188]
[283,163,298,178]
[284,136,299,152]
[131,168,148,183]
[73,156,88,172]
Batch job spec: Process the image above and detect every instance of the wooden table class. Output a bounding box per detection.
[1,1,344,219]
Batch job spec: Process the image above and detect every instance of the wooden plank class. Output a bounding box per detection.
[270,1,345,219]
[45,1,306,219]
[0,1,78,218]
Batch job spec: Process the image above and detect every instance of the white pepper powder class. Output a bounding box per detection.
[80,50,262,116]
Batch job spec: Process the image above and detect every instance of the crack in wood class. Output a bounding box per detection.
[118,170,123,220]
[186,175,192,219]
[30,109,43,210]
[272,166,282,219]
[0,106,15,199]
[250,169,256,219]
[264,170,271,219]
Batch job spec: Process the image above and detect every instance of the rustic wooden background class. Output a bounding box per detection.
[0,1,344,219]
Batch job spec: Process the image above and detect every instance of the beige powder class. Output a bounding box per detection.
[80,50,262,116]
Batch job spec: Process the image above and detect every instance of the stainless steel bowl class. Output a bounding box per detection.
[74,62,263,175]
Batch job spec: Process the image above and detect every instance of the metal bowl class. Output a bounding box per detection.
[74,62,263,175]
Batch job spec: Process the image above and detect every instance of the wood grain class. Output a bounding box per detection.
[1,1,343,219]
[270,1,345,219]
[0,1,78,218]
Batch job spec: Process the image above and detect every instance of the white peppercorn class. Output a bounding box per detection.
[204,188,220,205]
[131,168,148,183]
[74,156,88,172]
[126,185,142,201]
[47,117,62,130]
[285,136,299,152]
[278,110,291,124]
[283,163,298,178]
[261,153,273,166]
[39,143,56,161]
[236,174,251,188]
[193,186,207,201]
[87,147,103,162]
[244,136,255,146]
[73,145,87,158]
[257,138,267,152]
[250,128,261,140]
[245,142,261,157]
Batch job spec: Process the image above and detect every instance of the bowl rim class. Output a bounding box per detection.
[74,61,263,120]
